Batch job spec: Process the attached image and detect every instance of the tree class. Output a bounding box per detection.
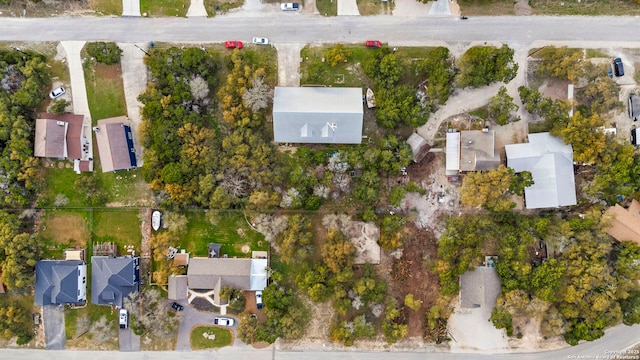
[322,229,355,274]
[456,45,518,88]
[220,286,246,313]
[275,215,313,265]
[415,47,454,108]
[490,306,514,336]
[509,170,534,196]
[50,99,70,115]
[382,297,408,344]
[243,75,273,113]
[237,312,259,344]
[123,287,181,338]
[488,86,519,125]
[0,297,34,345]
[404,293,422,311]
[552,111,605,164]
[189,75,209,101]
[325,44,351,67]
[460,165,514,211]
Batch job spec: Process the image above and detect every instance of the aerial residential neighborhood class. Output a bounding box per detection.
[0,0,639,358]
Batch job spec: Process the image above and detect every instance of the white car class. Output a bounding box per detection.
[49,86,66,99]
[119,309,128,329]
[280,2,300,10]
[252,37,269,45]
[255,290,263,309]
[214,317,235,327]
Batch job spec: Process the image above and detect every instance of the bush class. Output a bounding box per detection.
[86,42,123,65]
[50,99,70,115]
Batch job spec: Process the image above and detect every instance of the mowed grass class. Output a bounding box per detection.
[190,325,233,349]
[38,210,91,259]
[300,45,372,87]
[84,60,127,123]
[89,0,123,15]
[458,0,515,15]
[92,209,142,253]
[530,0,640,15]
[141,0,189,17]
[41,164,89,207]
[316,0,337,16]
[356,0,387,15]
[179,211,268,257]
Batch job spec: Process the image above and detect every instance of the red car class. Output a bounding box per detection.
[224,41,243,49]
[365,40,382,48]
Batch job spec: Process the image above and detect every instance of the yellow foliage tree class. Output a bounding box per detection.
[460,165,514,211]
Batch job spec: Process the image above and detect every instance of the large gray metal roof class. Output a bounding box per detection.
[505,132,576,209]
[272,87,363,144]
[35,260,86,306]
[91,256,139,306]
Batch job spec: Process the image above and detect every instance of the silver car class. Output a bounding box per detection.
[49,86,66,99]
[214,317,235,326]
[252,37,269,45]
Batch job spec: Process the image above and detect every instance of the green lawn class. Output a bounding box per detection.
[316,0,337,16]
[38,209,91,259]
[92,209,142,253]
[178,211,268,257]
[458,0,515,15]
[300,45,372,87]
[40,165,89,207]
[83,60,128,123]
[530,0,640,15]
[190,325,233,349]
[90,0,123,15]
[141,0,189,17]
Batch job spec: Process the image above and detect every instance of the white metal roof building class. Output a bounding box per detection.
[272,87,364,144]
[505,132,576,209]
[445,132,460,176]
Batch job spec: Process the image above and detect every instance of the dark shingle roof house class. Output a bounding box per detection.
[95,116,138,172]
[35,260,87,306]
[91,256,140,307]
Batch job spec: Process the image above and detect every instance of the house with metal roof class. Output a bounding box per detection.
[505,132,576,209]
[91,256,140,307]
[35,260,87,306]
[604,199,640,245]
[34,113,85,159]
[185,257,268,306]
[406,133,430,163]
[94,116,138,172]
[272,87,364,144]
[445,130,500,179]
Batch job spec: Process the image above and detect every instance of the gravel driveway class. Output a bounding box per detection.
[43,305,66,350]
[275,43,304,87]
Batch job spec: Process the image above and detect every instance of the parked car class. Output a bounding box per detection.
[613,57,624,77]
[365,40,382,48]
[255,290,263,309]
[280,2,300,10]
[224,41,243,49]
[171,302,184,311]
[252,37,269,45]
[214,317,235,326]
[49,86,66,99]
[119,309,128,329]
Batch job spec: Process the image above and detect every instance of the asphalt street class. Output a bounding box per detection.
[2,16,640,46]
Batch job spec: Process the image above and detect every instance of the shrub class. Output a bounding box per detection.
[86,42,123,65]
[50,99,70,115]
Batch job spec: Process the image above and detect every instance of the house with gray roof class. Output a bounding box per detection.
[272,87,364,144]
[445,130,501,177]
[35,260,87,306]
[94,116,138,172]
[91,256,140,306]
[459,267,501,309]
[505,132,576,209]
[186,257,268,306]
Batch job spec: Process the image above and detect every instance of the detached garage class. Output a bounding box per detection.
[272,87,364,144]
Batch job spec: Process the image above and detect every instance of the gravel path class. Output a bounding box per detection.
[275,43,305,87]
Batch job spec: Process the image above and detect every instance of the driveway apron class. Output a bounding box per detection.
[43,305,66,350]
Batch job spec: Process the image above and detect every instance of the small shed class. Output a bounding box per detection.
[208,243,222,258]
[64,248,85,262]
[174,252,190,266]
[406,133,430,163]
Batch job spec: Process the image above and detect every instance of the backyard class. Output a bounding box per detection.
[177,211,268,257]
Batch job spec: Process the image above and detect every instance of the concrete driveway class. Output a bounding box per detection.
[43,305,66,350]
[275,43,304,87]
[175,300,238,350]
[337,0,360,16]
[119,327,141,352]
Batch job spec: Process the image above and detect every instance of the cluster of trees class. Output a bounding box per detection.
[0,296,35,345]
[0,211,38,292]
[123,287,181,338]
[488,86,520,125]
[455,45,518,88]
[219,286,246,313]
[139,48,280,209]
[414,47,455,111]
[459,165,533,212]
[0,50,49,206]
[85,42,123,65]
[363,48,428,128]
[436,212,640,345]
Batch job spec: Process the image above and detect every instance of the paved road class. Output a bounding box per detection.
[42,305,66,350]
[2,322,640,359]
[2,16,640,46]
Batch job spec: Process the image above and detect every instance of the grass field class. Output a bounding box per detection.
[190,325,233,349]
[92,209,142,253]
[204,0,243,16]
[39,210,91,259]
[530,0,640,15]
[316,0,337,16]
[83,60,128,122]
[89,0,122,15]
[300,45,372,87]
[179,211,268,257]
[457,0,515,15]
[140,0,189,17]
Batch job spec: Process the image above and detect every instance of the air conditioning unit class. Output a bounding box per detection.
[56,121,65,126]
